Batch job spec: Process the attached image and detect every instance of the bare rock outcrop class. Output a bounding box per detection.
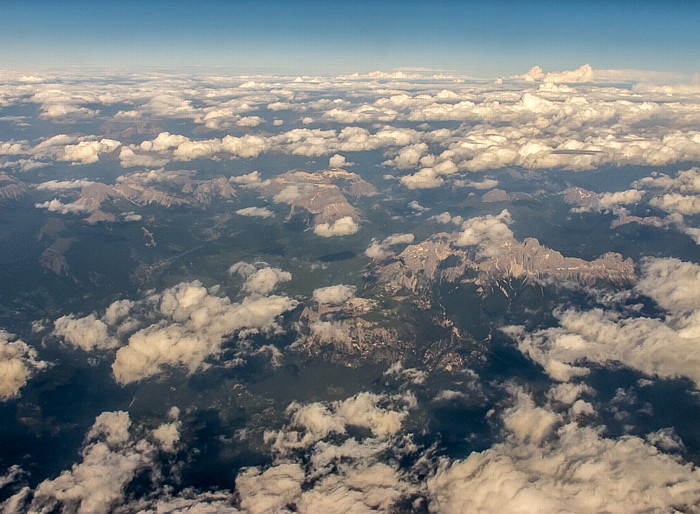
[256,169,376,226]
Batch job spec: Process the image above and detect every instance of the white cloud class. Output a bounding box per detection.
[543,64,595,84]
[0,331,48,400]
[112,281,297,384]
[235,207,274,219]
[103,299,135,327]
[399,168,444,190]
[635,167,700,194]
[650,193,700,215]
[35,199,91,215]
[313,216,360,237]
[228,261,257,277]
[455,177,499,190]
[12,73,700,177]
[508,258,700,386]
[513,65,546,82]
[383,362,427,385]
[36,179,97,191]
[383,233,415,246]
[237,391,418,513]
[61,139,121,164]
[364,233,415,259]
[269,392,413,452]
[510,308,700,385]
[22,409,179,514]
[597,189,643,210]
[385,143,429,169]
[308,320,353,347]
[312,284,357,305]
[427,387,700,513]
[329,154,350,168]
[272,185,300,204]
[408,200,428,213]
[230,170,263,185]
[53,314,117,351]
[455,209,515,255]
[242,267,292,295]
[236,463,304,514]
[636,257,700,313]
[152,420,181,453]
[364,241,389,259]
[236,116,263,127]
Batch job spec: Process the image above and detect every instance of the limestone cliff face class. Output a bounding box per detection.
[39,247,70,276]
[293,297,405,365]
[292,294,478,372]
[480,238,635,287]
[561,186,600,210]
[190,177,236,205]
[376,234,475,298]
[256,169,376,226]
[112,182,189,207]
[375,233,636,295]
[480,188,532,202]
[32,174,238,224]
[0,173,28,204]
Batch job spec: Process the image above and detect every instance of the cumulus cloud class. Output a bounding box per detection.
[650,193,700,215]
[35,199,91,215]
[235,207,274,219]
[329,154,351,168]
[427,387,700,513]
[103,299,135,327]
[230,170,263,185]
[0,331,48,400]
[121,132,268,167]
[597,189,643,210]
[400,168,444,190]
[10,73,700,177]
[631,167,700,237]
[635,167,700,194]
[308,320,353,347]
[15,410,181,514]
[383,361,427,385]
[237,116,263,127]
[408,200,428,213]
[365,233,415,259]
[514,65,546,82]
[237,392,419,513]
[272,185,300,204]
[636,257,700,313]
[455,209,515,255]
[455,177,499,190]
[383,233,415,246]
[507,257,700,386]
[312,284,357,305]
[543,64,595,84]
[286,392,411,444]
[385,143,429,169]
[236,463,304,514]
[242,267,292,295]
[36,179,97,191]
[53,314,117,351]
[228,261,257,277]
[509,308,700,385]
[429,211,463,225]
[112,281,297,384]
[313,216,360,237]
[61,139,121,164]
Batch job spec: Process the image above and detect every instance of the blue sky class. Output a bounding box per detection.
[2,0,699,76]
